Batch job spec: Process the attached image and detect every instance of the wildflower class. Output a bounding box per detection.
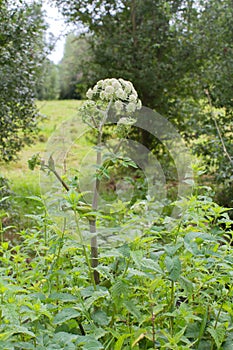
[115,100,124,112]
[86,88,93,99]
[126,102,137,113]
[105,85,115,95]
[111,79,121,90]
[137,100,142,109]
[100,91,106,100]
[129,94,137,102]
[84,78,142,114]
[116,88,126,100]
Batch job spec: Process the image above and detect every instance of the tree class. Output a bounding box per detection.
[190,0,233,212]
[0,0,47,162]
[54,1,205,109]
[59,33,90,99]
[36,59,60,100]
[54,0,233,188]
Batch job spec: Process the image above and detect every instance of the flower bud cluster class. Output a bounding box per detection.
[86,78,142,113]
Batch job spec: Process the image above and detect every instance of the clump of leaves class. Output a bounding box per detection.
[0,187,233,349]
[0,175,13,210]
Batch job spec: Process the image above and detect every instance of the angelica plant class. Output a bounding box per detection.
[81,78,142,285]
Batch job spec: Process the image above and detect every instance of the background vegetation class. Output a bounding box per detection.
[0,0,232,348]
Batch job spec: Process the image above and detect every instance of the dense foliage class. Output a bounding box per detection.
[36,59,60,101]
[0,0,47,162]
[1,89,233,348]
[49,0,233,222]
[0,0,232,345]
[53,0,233,189]
[1,189,233,349]
[59,34,90,100]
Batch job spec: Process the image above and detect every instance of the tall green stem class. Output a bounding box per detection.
[170,280,175,336]
[74,213,97,290]
[89,130,102,285]
[89,99,112,285]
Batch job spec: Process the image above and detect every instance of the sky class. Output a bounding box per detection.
[42,1,67,64]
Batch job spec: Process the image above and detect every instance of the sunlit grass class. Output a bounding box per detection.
[1,100,84,197]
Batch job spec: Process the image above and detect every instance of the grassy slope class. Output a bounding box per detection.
[1,100,83,197]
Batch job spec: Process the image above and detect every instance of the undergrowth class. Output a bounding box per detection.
[0,191,233,349]
[1,82,233,350]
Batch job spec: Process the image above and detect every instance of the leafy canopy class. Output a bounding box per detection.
[0,0,47,162]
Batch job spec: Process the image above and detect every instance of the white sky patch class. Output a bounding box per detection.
[42,1,67,64]
[15,0,82,64]
[19,0,68,63]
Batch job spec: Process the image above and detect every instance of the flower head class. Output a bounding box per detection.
[85,78,142,114]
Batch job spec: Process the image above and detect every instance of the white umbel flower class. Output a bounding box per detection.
[126,102,137,113]
[114,100,124,112]
[84,78,142,114]
[86,88,93,99]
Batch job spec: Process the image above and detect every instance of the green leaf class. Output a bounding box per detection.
[114,334,131,350]
[141,258,163,274]
[207,325,226,349]
[165,256,181,281]
[130,250,144,268]
[123,300,141,320]
[49,292,78,303]
[10,326,35,338]
[164,242,183,256]
[53,308,80,324]
[95,265,114,282]
[178,276,193,295]
[24,195,43,203]
[54,332,78,344]
[84,290,109,309]
[98,249,123,258]
[13,342,35,349]
[0,331,14,341]
[111,280,129,299]
[76,335,104,350]
[197,307,209,347]
[92,310,110,326]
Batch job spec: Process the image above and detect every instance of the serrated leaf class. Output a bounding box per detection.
[54,332,78,344]
[76,335,104,350]
[114,333,131,350]
[80,286,95,298]
[53,308,80,324]
[13,342,35,349]
[164,243,183,256]
[165,256,181,281]
[49,292,78,303]
[128,268,148,277]
[11,326,35,338]
[123,300,141,320]
[130,250,144,268]
[92,310,110,326]
[112,280,129,299]
[141,258,163,274]
[178,276,193,295]
[95,265,114,282]
[207,325,226,349]
[84,290,109,309]
[98,249,123,258]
